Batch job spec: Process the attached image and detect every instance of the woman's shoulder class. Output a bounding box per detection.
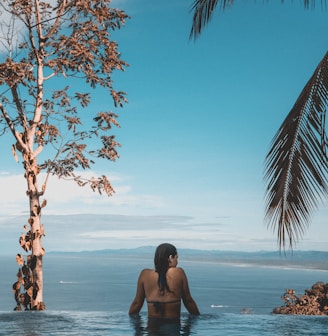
[168,267,186,276]
[139,268,155,276]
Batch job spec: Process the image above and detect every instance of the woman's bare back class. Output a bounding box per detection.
[142,268,183,318]
[129,244,199,318]
[129,267,199,318]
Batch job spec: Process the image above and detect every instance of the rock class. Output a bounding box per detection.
[272,282,328,315]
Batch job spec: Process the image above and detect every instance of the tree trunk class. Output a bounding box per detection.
[24,155,45,310]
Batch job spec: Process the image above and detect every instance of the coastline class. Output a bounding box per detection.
[46,247,328,272]
[182,257,328,272]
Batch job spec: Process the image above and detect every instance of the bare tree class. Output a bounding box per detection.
[0,0,128,310]
[189,0,328,250]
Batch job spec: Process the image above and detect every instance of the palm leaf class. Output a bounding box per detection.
[189,0,324,40]
[189,0,231,40]
[264,51,328,250]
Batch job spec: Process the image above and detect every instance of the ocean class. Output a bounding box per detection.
[0,253,327,335]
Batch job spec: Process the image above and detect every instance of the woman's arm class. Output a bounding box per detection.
[129,270,146,315]
[180,269,200,315]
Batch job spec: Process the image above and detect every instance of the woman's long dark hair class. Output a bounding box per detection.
[154,243,177,295]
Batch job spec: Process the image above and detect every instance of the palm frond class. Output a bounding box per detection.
[189,0,232,40]
[189,0,326,40]
[264,51,328,250]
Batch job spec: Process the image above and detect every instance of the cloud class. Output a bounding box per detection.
[0,171,166,217]
[0,172,282,253]
[0,210,325,255]
[0,211,255,253]
[0,171,326,254]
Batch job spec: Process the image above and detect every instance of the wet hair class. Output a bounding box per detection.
[154,243,177,295]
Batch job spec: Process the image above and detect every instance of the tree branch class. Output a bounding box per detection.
[0,102,25,150]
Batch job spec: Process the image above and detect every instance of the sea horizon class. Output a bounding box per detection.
[42,247,328,272]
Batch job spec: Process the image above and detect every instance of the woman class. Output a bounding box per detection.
[129,243,200,319]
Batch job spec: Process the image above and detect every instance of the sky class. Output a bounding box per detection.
[0,0,327,253]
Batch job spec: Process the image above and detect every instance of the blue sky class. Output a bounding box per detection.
[0,0,328,253]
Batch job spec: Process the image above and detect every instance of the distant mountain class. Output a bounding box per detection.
[48,247,328,270]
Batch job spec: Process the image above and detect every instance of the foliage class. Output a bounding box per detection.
[264,52,328,249]
[0,0,128,310]
[189,0,322,40]
[189,0,328,249]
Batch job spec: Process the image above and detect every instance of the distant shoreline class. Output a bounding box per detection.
[45,247,328,272]
[181,257,328,272]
